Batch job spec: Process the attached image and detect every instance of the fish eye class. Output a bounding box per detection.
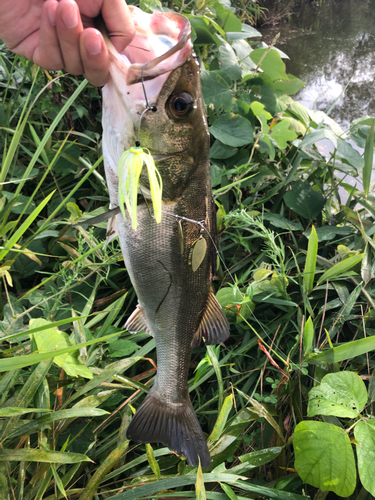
[167,92,194,119]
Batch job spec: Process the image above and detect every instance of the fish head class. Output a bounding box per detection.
[102,7,210,203]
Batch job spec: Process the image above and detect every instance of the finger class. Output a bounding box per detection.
[80,28,110,87]
[33,0,64,71]
[101,0,135,53]
[56,0,84,75]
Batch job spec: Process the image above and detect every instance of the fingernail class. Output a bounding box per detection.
[62,2,78,29]
[86,32,102,56]
[47,5,56,26]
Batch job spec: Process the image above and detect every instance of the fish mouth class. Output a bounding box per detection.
[100,8,192,88]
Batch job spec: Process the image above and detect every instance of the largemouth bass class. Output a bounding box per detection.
[101,7,229,469]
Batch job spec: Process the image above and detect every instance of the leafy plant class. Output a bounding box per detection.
[0,0,374,498]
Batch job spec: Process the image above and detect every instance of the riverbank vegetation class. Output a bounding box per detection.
[0,0,374,499]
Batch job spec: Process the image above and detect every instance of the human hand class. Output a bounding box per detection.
[0,0,135,86]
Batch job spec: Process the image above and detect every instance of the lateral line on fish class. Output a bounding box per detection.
[154,260,173,319]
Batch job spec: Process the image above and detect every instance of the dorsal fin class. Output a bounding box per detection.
[191,289,229,347]
[125,305,152,335]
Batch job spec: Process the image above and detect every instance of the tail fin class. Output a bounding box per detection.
[126,392,211,469]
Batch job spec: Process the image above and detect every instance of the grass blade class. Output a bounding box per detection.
[77,441,129,500]
[207,346,224,412]
[6,408,109,440]
[317,253,364,284]
[0,190,55,261]
[0,332,123,372]
[195,460,207,500]
[209,394,233,442]
[304,316,314,356]
[146,443,161,479]
[363,119,374,197]
[309,336,375,364]
[303,225,318,294]
[0,450,91,464]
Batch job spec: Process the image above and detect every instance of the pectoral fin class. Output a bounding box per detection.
[192,289,230,347]
[125,305,152,335]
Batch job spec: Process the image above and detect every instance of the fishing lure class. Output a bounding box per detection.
[118,145,162,230]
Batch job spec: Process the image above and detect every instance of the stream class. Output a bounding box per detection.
[261,0,375,128]
[260,0,375,190]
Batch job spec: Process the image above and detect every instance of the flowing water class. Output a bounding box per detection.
[261,0,375,130]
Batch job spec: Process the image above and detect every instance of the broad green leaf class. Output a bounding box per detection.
[290,101,310,125]
[299,128,338,149]
[30,318,93,379]
[337,138,364,171]
[303,225,355,242]
[309,335,375,364]
[210,140,237,159]
[230,447,283,475]
[270,120,297,149]
[250,49,287,80]
[317,253,364,283]
[284,181,325,220]
[293,421,356,497]
[209,113,254,147]
[308,371,367,418]
[189,17,217,45]
[214,4,242,32]
[303,317,314,356]
[262,214,303,231]
[363,119,374,197]
[201,70,232,112]
[308,109,346,137]
[273,75,305,96]
[216,286,243,308]
[304,225,318,294]
[354,420,375,496]
[209,394,233,441]
[0,449,91,464]
[195,460,206,500]
[146,444,161,480]
[107,339,138,358]
[139,0,162,12]
[218,40,242,81]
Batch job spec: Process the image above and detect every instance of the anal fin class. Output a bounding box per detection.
[125,305,152,335]
[192,288,230,347]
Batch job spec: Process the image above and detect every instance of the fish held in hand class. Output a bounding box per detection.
[101,6,229,469]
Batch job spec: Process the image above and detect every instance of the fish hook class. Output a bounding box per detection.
[136,64,158,147]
